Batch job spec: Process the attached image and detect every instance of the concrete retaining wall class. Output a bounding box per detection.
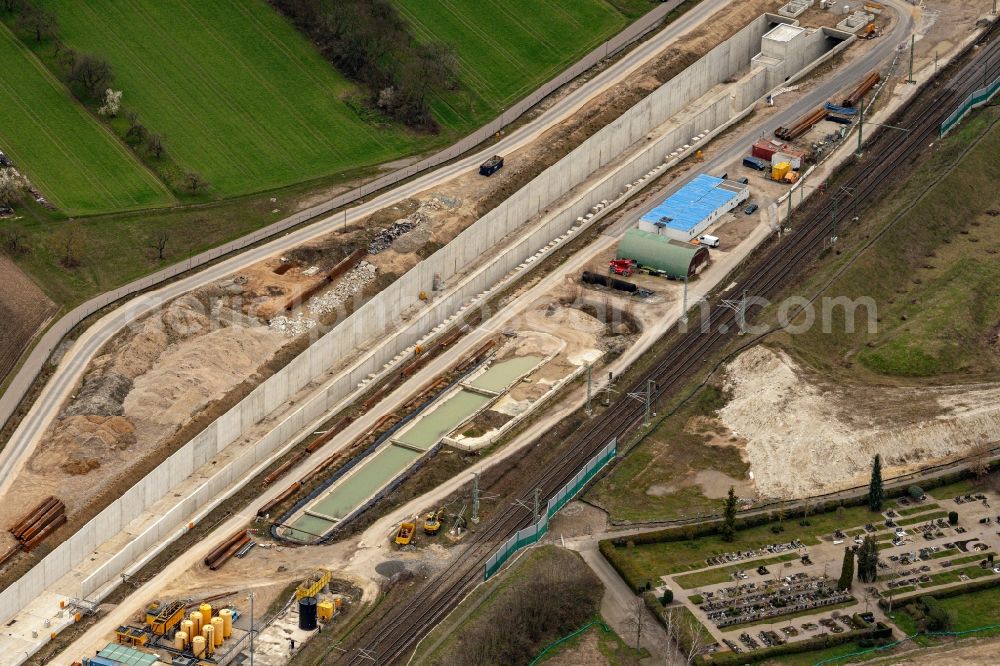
[0,11,843,626]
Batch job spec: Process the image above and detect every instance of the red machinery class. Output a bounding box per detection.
[609,259,636,277]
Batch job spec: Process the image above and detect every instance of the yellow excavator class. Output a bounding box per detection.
[423,508,445,535]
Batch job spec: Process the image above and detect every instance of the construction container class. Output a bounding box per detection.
[200,603,212,623]
[190,611,203,636]
[299,597,318,631]
[203,625,215,654]
[752,138,787,162]
[211,617,225,646]
[219,609,233,638]
[772,150,804,170]
[318,600,334,622]
[174,631,188,650]
[192,635,206,658]
[771,162,791,182]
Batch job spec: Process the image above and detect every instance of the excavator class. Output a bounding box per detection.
[423,508,445,535]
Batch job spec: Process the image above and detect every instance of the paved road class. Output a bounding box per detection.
[0,0,733,498]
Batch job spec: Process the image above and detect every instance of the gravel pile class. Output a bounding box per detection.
[269,261,378,336]
[368,221,416,254]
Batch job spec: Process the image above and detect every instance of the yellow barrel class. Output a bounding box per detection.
[190,610,203,636]
[219,608,233,638]
[174,631,187,650]
[203,625,215,655]
[318,601,334,622]
[211,617,225,646]
[192,635,206,658]
[200,602,212,623]
[181,620,194,642]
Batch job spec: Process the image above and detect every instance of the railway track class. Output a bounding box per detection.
[335,23,1000,665]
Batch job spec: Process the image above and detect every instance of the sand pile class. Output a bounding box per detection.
[124,326,284,433]
[30,415,136,476]
[719,346,1000,498]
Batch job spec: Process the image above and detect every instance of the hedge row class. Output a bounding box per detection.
[702,623,893,665]
[878,573,1000,611]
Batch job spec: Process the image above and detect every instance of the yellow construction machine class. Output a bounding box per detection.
[423,508,445,535]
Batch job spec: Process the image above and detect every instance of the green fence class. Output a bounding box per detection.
[940,74,1000,136]
[484,439,617,580]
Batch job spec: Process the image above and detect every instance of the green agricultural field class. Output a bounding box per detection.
[0,23,172,214]
[395,0,632,132]
[39,0,428,198]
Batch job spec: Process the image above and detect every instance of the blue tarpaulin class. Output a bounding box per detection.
[639,174,742,235]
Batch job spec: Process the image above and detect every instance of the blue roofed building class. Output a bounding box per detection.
[638,174,750,242]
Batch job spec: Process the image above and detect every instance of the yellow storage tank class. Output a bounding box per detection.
[181,620,194,642]
[174,631,188,650]
[211,617,225,646]
[219,608,233,638]
[203,625,215,655]
[190,610,203,636]
[771,161,791,181]
[318,600,334,622]
[192,635,206,658]
[200,602,212,623]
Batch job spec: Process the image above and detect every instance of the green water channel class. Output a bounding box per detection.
[284,356,542,542]
[395,390,492,449]
[285,444,423,541]
[469,355,542,393]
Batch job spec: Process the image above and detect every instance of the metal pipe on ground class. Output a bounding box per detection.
[843,71,881,107]
[23,514,67,552]
[9,496,58,538]
[0,544,21,567]
[263,452,306,487]
[18,502,65,543]
[203,530,247,567]
[207,535,251,571]
[258,482,301,518]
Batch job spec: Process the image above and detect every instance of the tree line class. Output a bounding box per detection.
[270,0,458,130]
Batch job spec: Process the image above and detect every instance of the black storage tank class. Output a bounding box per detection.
[298,596,318,631]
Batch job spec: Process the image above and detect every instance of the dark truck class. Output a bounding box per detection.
[479,155,504,176]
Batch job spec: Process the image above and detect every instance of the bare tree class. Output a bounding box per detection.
[149,231,168,260]
[17,4,56,42]
[184,172,207,195]
[2,228,28,255]
[67,54,114,101]
[56,224,83,268]
[623,596,646,650]
[664,607,709,664]
[970,439,992,480]
[146,133,165,160]
[0,169,20,205]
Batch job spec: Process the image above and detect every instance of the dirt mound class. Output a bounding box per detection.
[29,415,136,477]
[719,346,1000,498]
[124,325,284,433]
[61,372,132,417]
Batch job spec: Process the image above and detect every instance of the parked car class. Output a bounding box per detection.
[696,234,720,248]
[744,203,759,215]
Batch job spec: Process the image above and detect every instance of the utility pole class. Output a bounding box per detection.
[532,488,541,524]
[681,275,689,324]
[644,379,654,426]
[855,94,865,157]
[586,364,593,416]
[249,590,255,666]
[471,472,480,524]
[605,371,612,406]
[907,34,916,84]
[786,189,792,225]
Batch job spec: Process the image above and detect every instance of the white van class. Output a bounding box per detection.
[696,234,720,248]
